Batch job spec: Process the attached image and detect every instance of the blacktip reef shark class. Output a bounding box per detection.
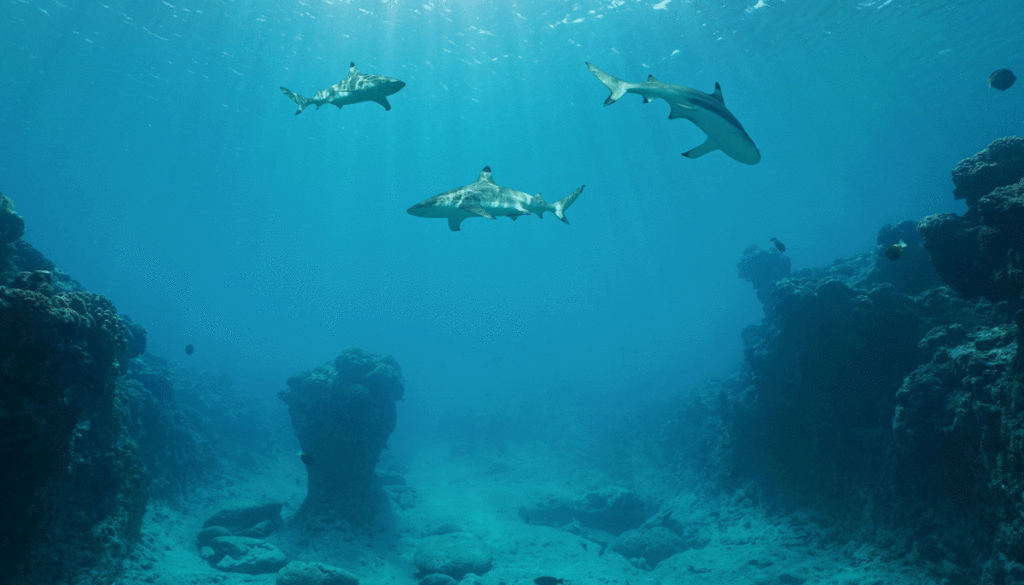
[407,166,585,232]
[280,62,406,115]
[586,62,761,165]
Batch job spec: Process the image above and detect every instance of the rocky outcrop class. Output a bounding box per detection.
[920,137,1024,308]
[951,136,1024,205]
[737,244,790,312]
[279,348,404,524]
[0,193,213,584]
[0,264,147,583]
[725,138,1024,583]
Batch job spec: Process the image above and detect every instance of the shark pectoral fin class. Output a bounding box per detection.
[642,96,652,104]
[668,102,695,119]
[375,96,392,111]
[460,205,496,219]
[447,217,463,231]
[682,138,719,159]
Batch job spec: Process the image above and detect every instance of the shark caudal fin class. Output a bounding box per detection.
[586,63,631,106]
[554,185,584,224]
[280,87,311,115]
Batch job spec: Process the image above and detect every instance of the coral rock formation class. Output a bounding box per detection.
[0,270,146,583]
[279,348,404,524]
[920,137,1024,307]
[726,137,1024,582]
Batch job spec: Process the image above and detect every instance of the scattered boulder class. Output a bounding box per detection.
[277,561,359,585]
[611,526,688,569]
[197,525,232,547]
[237,519,279,539]
[418,574,459,585]
[458,574,485,585]
[413,532,494,580]
[518,495,574,527]
[572,488,650,536]
[203,502,284,534]
[520,489,652,536]
[208,535,287,574]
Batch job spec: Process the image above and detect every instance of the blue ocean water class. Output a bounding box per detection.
[1,0,1021,429]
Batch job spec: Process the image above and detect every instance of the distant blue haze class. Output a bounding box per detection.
[2,0,1022,433]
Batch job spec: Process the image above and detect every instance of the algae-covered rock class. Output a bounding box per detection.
[413,532,493,580]
[209,536,287,574]
[276,561,359,585]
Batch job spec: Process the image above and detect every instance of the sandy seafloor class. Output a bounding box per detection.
[116,440,943,585]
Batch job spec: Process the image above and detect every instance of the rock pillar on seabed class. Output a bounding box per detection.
[279,348,404,524]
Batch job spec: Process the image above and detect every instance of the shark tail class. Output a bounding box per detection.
[554,185,584,224]
[586,63,631,106]
[280,87,311,115]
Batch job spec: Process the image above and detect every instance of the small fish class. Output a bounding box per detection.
[185,343,194,355]
[885,239,907,261]
[534,578,564,585]
[299,452,314,466]
[989,69,1016,91]
[770,237,786,253]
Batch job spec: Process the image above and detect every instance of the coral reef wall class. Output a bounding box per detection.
[0,195,149,584]
[725,138,1024,583]
[279,348,404,525]
[0,194,227,584]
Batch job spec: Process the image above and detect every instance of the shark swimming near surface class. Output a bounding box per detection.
[586,62,761,165]
[280,62,406,115]
[407,167,584,232]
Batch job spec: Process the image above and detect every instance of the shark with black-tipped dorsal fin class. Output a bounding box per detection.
[586,62,760,165]
[407,167,584,232]
[280,62,406,115]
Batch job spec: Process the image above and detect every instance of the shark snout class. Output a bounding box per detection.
[386,79,406,94]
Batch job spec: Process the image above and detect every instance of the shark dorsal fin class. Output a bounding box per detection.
[348,62,359,78]
[711,82,724,104]
[647,74,660,82]
[477,166,493,183]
